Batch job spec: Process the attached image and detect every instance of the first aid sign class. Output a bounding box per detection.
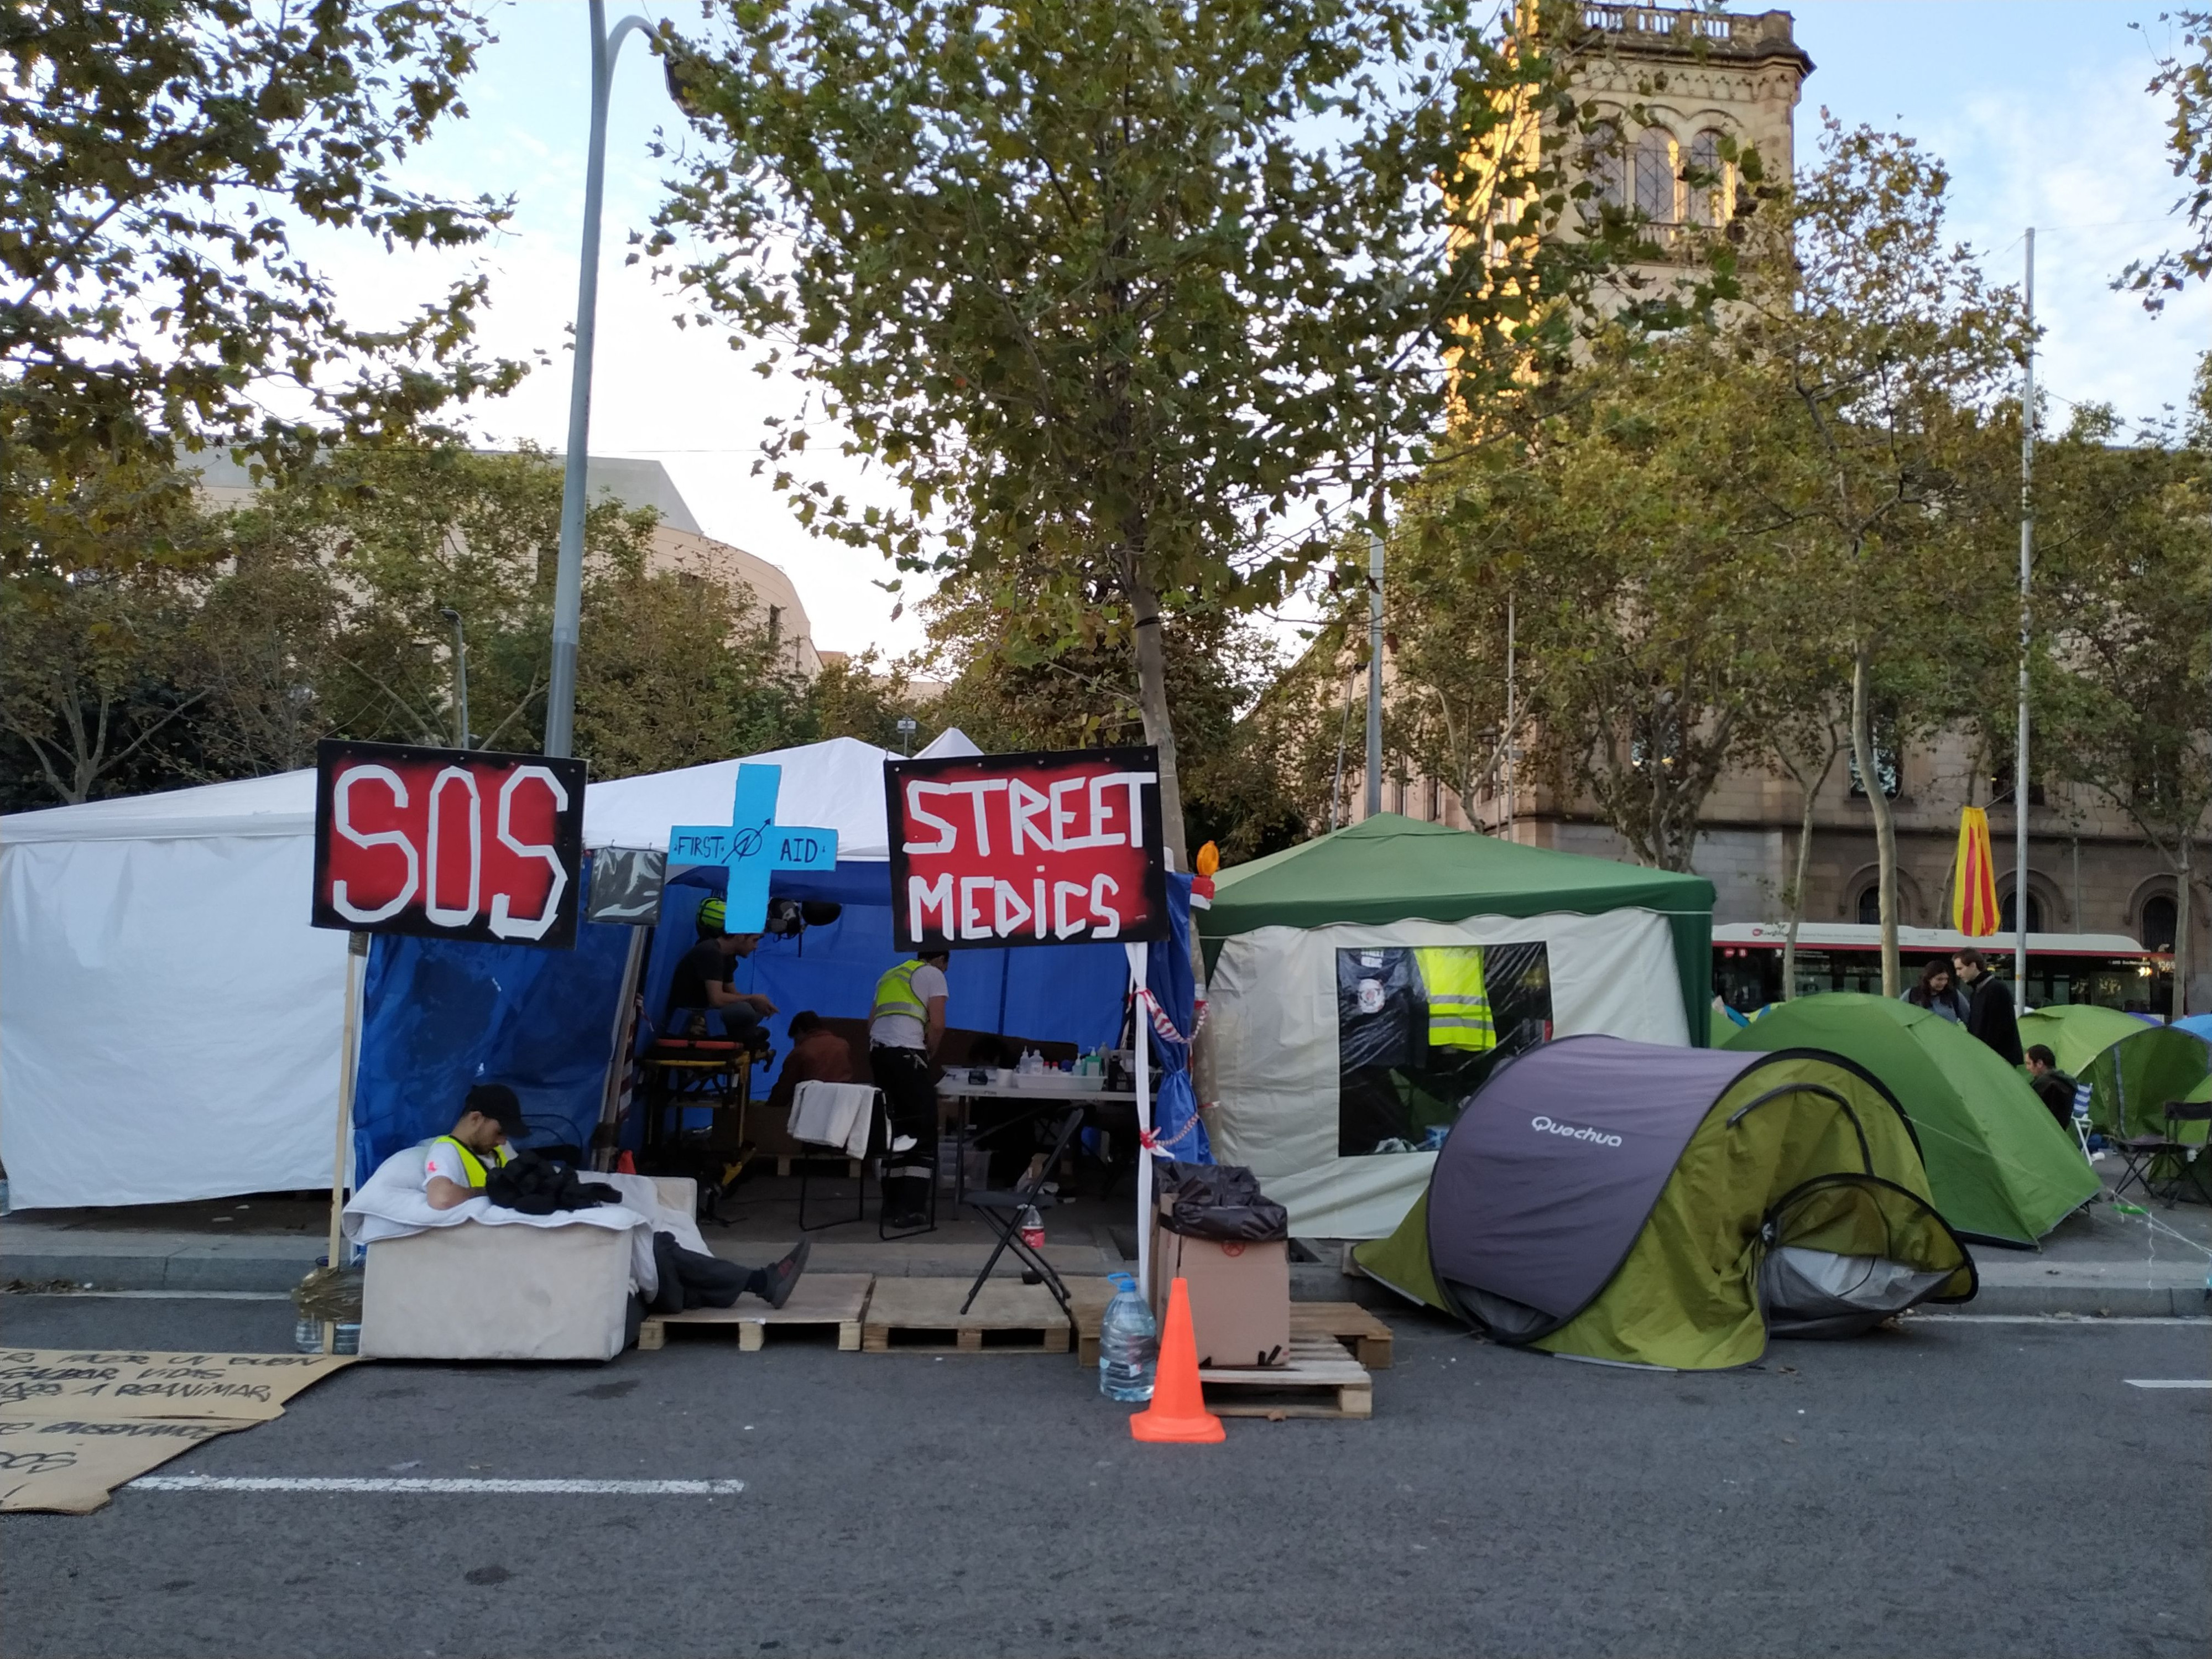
[884,747,1168,951]
[311,739,587,948]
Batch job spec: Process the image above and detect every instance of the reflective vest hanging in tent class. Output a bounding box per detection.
[1415,947,1495,1052]
[872,959,930,1024]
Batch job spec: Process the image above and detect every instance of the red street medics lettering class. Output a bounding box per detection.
[900,766,1154,942]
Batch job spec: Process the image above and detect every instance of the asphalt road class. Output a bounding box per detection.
[3,1294,2206,1659]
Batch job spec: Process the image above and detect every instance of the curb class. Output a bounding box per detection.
[4,1245,323,1295]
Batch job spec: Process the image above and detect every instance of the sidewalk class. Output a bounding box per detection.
[6,1171,2209,1316]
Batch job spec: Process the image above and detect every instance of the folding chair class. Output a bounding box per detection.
[958,1105,1086,1317]
[790,1081,880,1232]
[2110,1101,2212,1207]
[2152,1102,2212,1206]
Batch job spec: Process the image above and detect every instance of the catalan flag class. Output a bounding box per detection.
[1952,806,2000,936]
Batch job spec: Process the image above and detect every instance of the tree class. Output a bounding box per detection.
[2036,392,2212,1016]
[922,575,1302,862]
[0,0,520,544]
[1723,122,2022,995]
[0,451,222,802]
[652,0,1647,864]
[2121,8,2212,309]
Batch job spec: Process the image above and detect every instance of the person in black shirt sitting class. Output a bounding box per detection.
[665,895,776,1050]
[2025,1044,2081,1132]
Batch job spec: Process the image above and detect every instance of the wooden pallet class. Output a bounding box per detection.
[1198,1334,1373,1420]
[1072,1291,1392,1371]
[1291,1301,1394,1370]
[638,1274,873,1353]
[860,1276,1071,1354]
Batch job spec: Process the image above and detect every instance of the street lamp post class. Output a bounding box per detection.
[896,716,917,758]
[544,1,656,760]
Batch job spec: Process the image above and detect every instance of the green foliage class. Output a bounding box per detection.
[921,576,1303,861]
[651,0,1659,858]
[0,0,523,571]
[2121,9,2212,309]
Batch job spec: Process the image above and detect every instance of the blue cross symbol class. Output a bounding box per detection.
[667,764,838,933]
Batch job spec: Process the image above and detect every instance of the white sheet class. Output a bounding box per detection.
[789,1081,877,1159]
[1207,909,1690,1238]
[341,1148,709,1297]
[0,832,349,1209]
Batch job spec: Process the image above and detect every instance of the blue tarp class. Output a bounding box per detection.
[352,857,637,1177]
[354,855,1147,1166]
[1144,873,1210,1164]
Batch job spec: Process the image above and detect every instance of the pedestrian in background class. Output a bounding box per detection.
[1952,948,2025,1066]
[1905,960,1969,1022]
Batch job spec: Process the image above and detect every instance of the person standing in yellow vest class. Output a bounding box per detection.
[424,1084,527,1210]
[870,950,951,1230]
[1413,947,1496,1055]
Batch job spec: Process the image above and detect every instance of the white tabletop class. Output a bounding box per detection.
[936,1079,1139,1101]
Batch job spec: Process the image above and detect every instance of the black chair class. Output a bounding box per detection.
[2115,1101,2212,1207]
[958,1105,1087,1317]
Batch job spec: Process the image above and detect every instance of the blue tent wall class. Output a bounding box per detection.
[638,862,1133,1141]
[351,890,637,1178]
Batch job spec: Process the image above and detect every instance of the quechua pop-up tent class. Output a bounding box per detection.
[1355,1036,1976,1370]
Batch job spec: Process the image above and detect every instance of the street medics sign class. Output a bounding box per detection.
[885,747,1167,951]
[311,739,586,948]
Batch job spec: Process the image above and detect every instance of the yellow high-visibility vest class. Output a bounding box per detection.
[431,1135,512,1189]
[1415,947,1495,1051]
[871,959,931,1024]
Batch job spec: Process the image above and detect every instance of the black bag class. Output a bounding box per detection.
[483,1153,621,1217]
[1153,1159,1289,1243]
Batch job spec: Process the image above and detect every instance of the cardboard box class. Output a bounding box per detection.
[1150,1209,1290,1369]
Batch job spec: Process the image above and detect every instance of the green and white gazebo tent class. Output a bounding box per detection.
[1723,994,2099,1246]
[2017,1005,2212,1144]
[1355,1036,1976,1370]
[1199,816,1714,1238]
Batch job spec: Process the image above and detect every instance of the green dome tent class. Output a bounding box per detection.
[1722,995,2098,1246]
[1354,1037,1975,1371]
[2016,1006,2212,1143]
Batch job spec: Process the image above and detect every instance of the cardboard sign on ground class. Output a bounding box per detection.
[0,1417,253,1514]
[0,1350,356,1421]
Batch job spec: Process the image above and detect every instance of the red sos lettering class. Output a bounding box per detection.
[311,740,587,948]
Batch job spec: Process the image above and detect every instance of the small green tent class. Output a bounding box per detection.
[1723,995,2098,1246]
[1355,1037,1975,1370]
[2017,1006,2212,1142]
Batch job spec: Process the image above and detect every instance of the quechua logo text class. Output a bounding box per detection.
[1531,1115,1623,1148]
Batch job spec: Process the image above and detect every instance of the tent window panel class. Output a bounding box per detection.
[1335,942,1553,1156]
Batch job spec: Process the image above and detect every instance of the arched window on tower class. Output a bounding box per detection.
[1634,127,1677,222]
[1684,129,1727,226]
[2142,894,2179,953]
[1584,121,1627,212]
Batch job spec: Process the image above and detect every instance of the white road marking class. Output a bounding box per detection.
[1912,1315,2209,1327]
[132,1476,745,1495]
[2123,1379,2212,1389]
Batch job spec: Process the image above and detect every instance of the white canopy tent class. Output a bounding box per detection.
[0,735,977,1211]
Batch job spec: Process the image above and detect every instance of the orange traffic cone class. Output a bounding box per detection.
[615,1151,637,1175]
[1130,1276,1225,1444]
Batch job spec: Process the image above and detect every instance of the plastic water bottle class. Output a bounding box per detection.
[1019,1204,1046,1251]
[1098,1271,1158,1402]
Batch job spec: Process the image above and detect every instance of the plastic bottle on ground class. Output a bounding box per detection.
[1098,1271,1159,1402]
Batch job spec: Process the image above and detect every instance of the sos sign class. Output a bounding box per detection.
[885,745,1167,951]
[311,739,587,949]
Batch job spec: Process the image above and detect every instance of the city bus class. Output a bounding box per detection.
[1712,921,2172,1015]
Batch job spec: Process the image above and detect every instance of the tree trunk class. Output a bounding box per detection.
[1783,767,1822,1002]
[1850,646,1901,997]
[1126,572,1189,875]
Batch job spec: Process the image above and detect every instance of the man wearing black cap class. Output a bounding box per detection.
[424,1083,529,1211]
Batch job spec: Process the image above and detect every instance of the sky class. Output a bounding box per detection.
[315,2,2209,661]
